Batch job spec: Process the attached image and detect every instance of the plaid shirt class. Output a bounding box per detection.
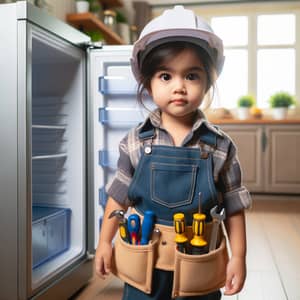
[106,108,251,216]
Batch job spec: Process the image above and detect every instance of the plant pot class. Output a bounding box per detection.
[272,107,288,120]
[237,107,250,120]
[118,23,130,44]
[76,1,89,13]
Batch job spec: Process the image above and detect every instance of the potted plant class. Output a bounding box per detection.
[89,0,102,17]
[75,0,89,13]
[237,95,255,120]
[269,91,295,120]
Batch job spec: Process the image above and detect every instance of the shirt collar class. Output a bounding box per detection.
[139,108,223,138]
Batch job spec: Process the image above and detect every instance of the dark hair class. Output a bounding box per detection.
[137,41,217,106]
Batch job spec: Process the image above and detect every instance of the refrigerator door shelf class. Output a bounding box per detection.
[99,107,145,127]
[98,187,108,208]
[99,150,118,170]
[99,75,137,95]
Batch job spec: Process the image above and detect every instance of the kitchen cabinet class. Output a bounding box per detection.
[265,125,300,193]
[220,125,265,192]
[220,124,300,194]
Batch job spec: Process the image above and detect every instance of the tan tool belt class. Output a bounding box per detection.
[111,211,229,297]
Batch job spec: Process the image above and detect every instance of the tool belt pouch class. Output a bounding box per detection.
[111,234,158,294]
[171,228,229,298]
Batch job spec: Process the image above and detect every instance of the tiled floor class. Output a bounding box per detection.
[72,199,300,300]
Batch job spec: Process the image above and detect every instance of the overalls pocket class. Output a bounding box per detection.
[111,233,159,294]
[171,230,229,298]
[151,162,198,208]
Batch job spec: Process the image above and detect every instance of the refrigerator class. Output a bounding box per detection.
[0,1,146,299]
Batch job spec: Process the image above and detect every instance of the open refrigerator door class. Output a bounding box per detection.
[88,45,155,248]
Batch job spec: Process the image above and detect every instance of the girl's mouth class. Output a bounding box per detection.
[170,99,187,105]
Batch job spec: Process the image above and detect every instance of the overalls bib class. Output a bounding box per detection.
[128,126,219,226]
[116,125,225,300]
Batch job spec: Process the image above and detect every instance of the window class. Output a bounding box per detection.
[210,12,297,108]
[211,16,248,108]
[256,14,295,107]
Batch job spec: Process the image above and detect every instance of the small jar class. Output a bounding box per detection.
[103,10,117,32]
[130,25,138,43]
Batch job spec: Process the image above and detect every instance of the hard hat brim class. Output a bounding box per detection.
[131,28,225,81]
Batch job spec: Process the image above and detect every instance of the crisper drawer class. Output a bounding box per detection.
[32,206,71,269]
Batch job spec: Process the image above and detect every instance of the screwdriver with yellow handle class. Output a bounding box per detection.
[190,192,208,255]
[173,213,189,253]
[190,212,208,254]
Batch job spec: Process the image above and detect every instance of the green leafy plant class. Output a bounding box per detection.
[84,30,104,41]
[269,91,295,108]
[237,95,255,108]
[89,0,101,13]
[116,10,127,23]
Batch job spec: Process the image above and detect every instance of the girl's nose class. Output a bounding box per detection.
[173,78,187,94]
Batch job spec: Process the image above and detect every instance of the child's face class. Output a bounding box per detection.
[148,48,207,120]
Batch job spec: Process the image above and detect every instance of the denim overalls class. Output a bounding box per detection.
[123,124,222,300]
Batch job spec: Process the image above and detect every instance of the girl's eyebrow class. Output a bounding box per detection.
[156,66,205,72]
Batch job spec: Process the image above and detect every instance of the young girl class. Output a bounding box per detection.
[95,5,251,300]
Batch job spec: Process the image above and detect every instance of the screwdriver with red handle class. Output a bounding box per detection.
[128,214,141,245]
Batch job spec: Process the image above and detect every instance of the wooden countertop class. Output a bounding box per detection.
[209,118,300,125]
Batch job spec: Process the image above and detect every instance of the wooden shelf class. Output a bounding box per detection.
[100,0,123,9]
[66,12,125,45]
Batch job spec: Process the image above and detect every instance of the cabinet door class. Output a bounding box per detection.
[265,125,300,193]
[220,125,264,192]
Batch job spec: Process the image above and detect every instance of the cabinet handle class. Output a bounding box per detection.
[261,130,267,152]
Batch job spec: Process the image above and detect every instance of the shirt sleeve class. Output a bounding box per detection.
[218,139,252,216]
[106,134,134,207]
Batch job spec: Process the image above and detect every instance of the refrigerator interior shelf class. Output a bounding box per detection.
[32,206,71,269]
[32,125,66,130]
[32,153,67,160]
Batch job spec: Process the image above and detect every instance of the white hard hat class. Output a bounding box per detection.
[131,5,224,81]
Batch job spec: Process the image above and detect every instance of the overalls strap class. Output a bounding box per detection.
[138,119,156,142]
[198,124,218,148]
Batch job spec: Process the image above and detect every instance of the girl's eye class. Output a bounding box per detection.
[159,73,171,81]
[186,73,200,80]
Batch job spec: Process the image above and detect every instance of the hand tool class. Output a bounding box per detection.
[128,214,141,245]
[151,228,161,243]
[209,205,225,252]
[140,210,155,245]
[190,212,208,254]
[173,213,189,253]
[109,209,131,243]
[190,192,208,254]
